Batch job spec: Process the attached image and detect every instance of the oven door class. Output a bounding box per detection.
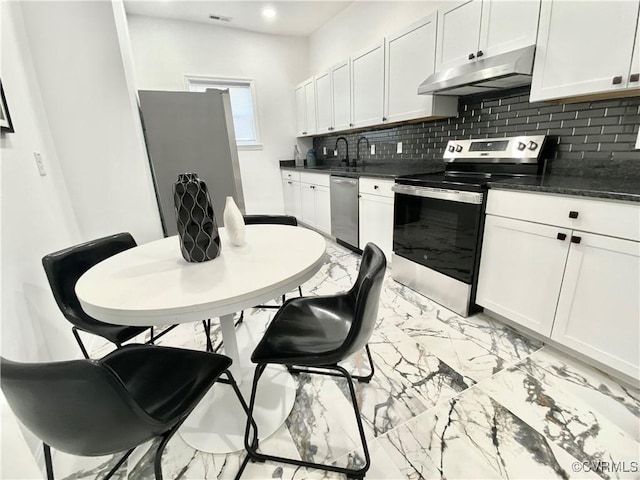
[392,184,484,284]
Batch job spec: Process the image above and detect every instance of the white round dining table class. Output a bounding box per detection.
[75,224,327,454]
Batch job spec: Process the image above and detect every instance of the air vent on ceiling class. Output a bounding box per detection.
[209,14,231,22]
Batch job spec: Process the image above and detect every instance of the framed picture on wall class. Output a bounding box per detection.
[1,80,15,133]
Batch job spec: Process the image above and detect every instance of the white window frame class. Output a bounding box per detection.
[185,75,262,150]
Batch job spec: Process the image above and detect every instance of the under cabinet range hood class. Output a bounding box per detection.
[418,45,536,96]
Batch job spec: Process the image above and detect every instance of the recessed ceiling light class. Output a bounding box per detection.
[262,7,276,19]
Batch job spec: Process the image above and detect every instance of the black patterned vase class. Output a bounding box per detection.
[173,173,221,262]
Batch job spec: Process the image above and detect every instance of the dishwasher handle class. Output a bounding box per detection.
[331,177,358,185]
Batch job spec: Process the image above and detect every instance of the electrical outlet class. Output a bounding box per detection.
[397,142,403,154]
[323,146,327,155]
[370,144,375,155]
[34,152,46,176]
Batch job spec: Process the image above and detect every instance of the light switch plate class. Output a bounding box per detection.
[34,152,46,176]
[396,142,403,154]
[334,149,337,157]
[323,146,327,155]
[370,144,375,155]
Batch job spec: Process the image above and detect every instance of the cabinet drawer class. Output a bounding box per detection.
[487,189,640,241]
[300,172,330,187]
[359,177,394,197]
[281,170,301,182]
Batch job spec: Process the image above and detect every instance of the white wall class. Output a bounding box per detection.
[126,14,309,214]
[19,1,163,245]
[309,1,450,73]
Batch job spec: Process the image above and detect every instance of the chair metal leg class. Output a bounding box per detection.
[149,326,154,344]
[202,320,214,352]
[103,447,135,480]
[43,443,54,480]
[288,344,375,383]
[145,324,179,344]
[71,327,89,359]
[243,364,371,478]
[298,286,303,297]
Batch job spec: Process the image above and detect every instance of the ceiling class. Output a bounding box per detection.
[123,1,353,37]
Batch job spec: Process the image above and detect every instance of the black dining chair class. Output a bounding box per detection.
[1,344,254,480]
[240,243,386,479]
[42,233,178,359]
[206,215,305,353]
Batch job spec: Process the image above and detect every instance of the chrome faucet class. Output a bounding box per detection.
[335,136,349,166]
[356,137,370,167]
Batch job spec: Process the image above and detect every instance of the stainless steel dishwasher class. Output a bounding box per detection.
[330,175,359,250]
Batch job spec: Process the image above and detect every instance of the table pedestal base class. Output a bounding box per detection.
[178,364,295,453]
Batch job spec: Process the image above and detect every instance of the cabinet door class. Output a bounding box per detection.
[351,42,385,128]
[552,233,640,380]
[385,14,440,123]
[283,180,301,219]
[436,0,482,72]
[332,60,351,131]
[294,84,306,136]
[303,78,317,135]
[479,0,540,58]
[530,0,639,102]
[300,183,315,226]
[359,194,394,261]
[627,8,640,89]
[313,184,331,235]
[476,215,570,336]
[315,71,333,134]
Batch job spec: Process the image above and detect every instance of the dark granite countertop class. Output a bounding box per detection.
[489,175,640,203]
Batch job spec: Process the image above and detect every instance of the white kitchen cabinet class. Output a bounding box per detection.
[436,0,540,72]
[351,41,385,128]
[531,0,640,102]
[299,172,331,235]
[477,189,640,380]
[332,60,352,131]
[476,215,569,336]
[359,178,394,261]
[552,233,639,379]
[294,77,317,137]
[315,71,332,134]
[281,170,301,219]
[385,14,458,124]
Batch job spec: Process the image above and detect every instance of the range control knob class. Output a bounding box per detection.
[455,144,463,152]
[517,142,526,151]
[528,141,539,150]
[448,145,455,152]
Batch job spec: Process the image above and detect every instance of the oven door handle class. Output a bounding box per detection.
[392,184,483,204]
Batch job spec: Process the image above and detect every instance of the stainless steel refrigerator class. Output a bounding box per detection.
[138,89,245,237]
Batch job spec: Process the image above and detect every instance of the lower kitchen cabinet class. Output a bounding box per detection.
[552,232,639,379]
[282,171,301,219]
[299,172,331,235]
[476,215,569,336]
[477,188,640,380]
[359,178,394,261]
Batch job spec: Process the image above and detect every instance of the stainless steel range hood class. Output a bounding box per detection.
[418,45,535,96]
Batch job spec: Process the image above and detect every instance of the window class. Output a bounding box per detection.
[186,76,261,149]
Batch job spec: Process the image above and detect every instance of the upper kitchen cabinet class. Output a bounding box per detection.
[315,71,333,134]
[530,0,640,102]
[332,60,352,131]
[295,77,317,137]
[315,60,352,134]
[385,14,458,123]
[436,0,540,72]
[351,41,385,128]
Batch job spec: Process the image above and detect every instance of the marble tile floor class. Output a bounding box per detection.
[54,239,640,480]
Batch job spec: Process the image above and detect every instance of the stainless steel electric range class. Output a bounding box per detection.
[391,135,548,317]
